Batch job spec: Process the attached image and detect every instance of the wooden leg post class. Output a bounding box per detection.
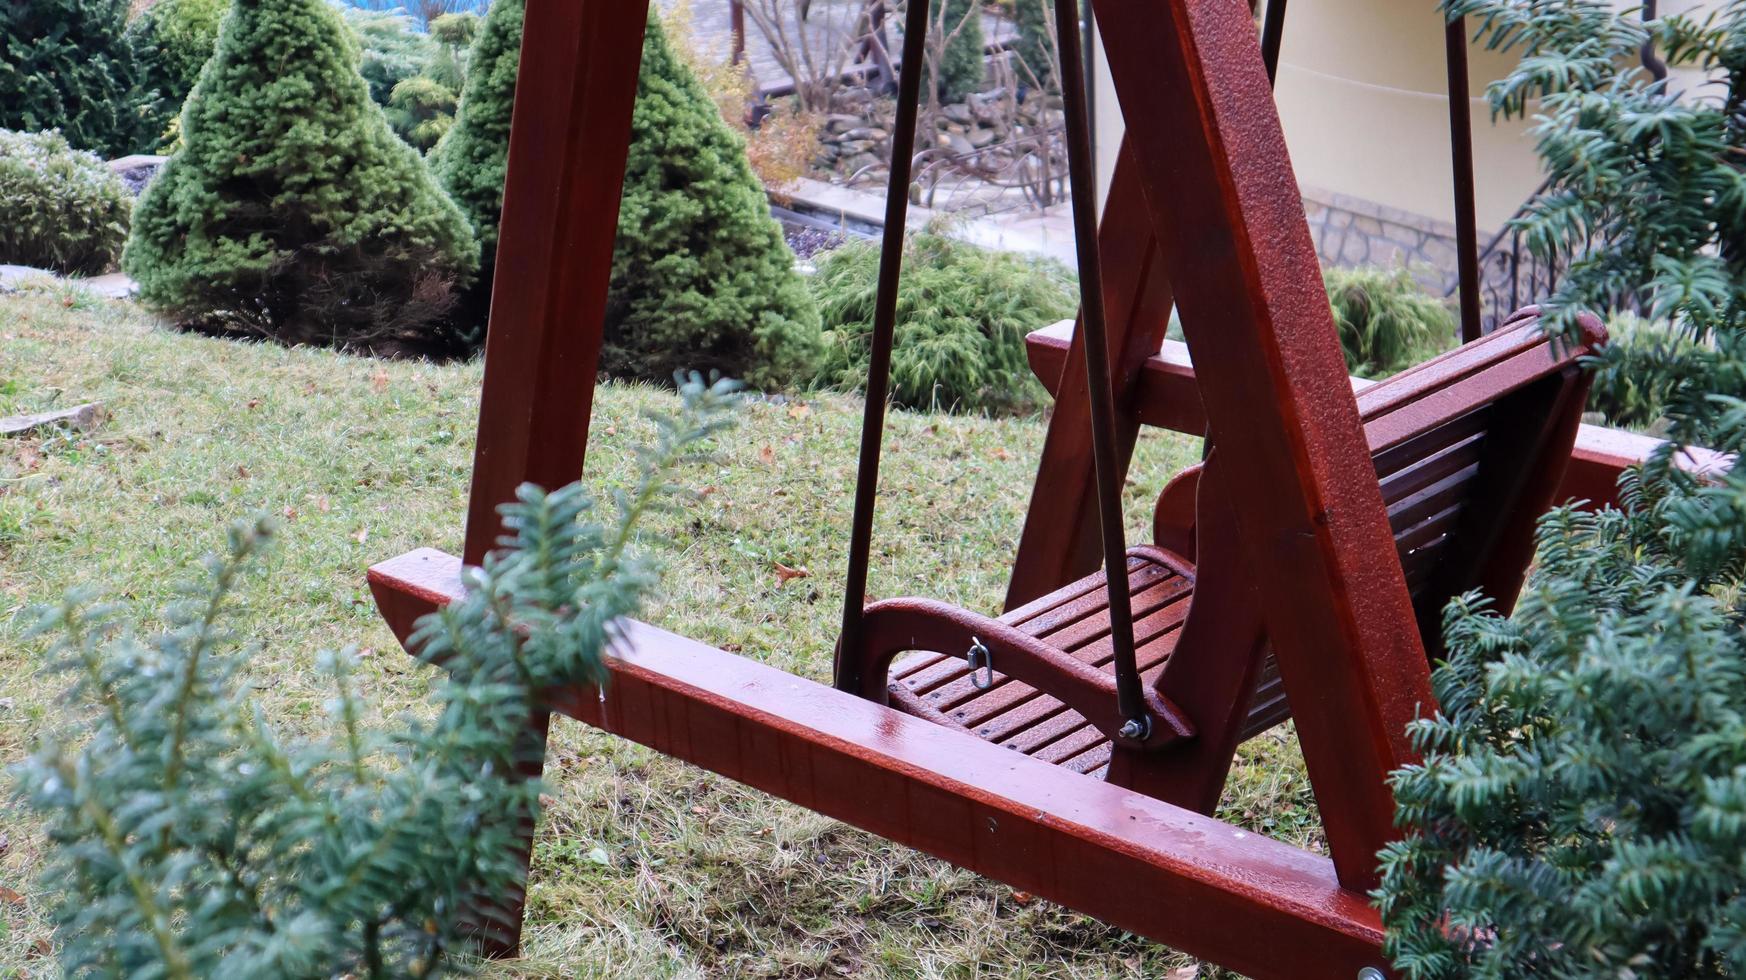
[1006,141,1176,609]
[455,0,651,955]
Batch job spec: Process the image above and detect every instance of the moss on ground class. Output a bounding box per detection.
[0,287,1317,978]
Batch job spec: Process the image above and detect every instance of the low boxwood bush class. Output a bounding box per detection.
[1323,265,1457,379]
[810,231,1077,415]
[0,129,131,275]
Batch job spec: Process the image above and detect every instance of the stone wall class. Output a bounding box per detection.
[1302,185,1469,295]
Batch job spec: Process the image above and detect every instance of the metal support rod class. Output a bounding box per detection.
[1055,0,1149,735]
[1445,14,1483,341]
[834,0,933,694]
[1260,0,1288,87]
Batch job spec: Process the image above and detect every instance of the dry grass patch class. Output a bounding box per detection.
[0,287,1318,978]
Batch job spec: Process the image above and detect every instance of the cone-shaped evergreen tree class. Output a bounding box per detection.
[429,0,521,324]
[436,4,820,388]
[123,0,477,355]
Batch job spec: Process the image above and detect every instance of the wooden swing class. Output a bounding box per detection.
[368,1,1600,975]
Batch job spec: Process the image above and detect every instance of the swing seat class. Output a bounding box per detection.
[849,308,1605,809]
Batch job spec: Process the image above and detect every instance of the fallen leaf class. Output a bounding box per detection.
[316,495,332,513]
[358,647,376,660]
[690,805,708,816]
[235,464,251,479]
[0,885,22,906]
[352,528,369,545]
[369,368,390,393]
[586,846,611,866]
[0,697,14,711]
[722,643,743,653]
[246,398,261,410]
[992,447,1013,461]
[282,506,297,520]
[773,562,810,586]
[1010,890,1034,906]
[604,425,618,436]
[301,380,318,396]
[1165,967,1199,980]
[758,444,777,465]
[786,402,811,420]
[31,936,51,958]
[698,485,717,498]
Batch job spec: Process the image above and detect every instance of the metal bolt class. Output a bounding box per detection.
[1118,717,1149,741]
[1358,968,1387,980]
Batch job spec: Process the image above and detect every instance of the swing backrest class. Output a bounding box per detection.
[1156,306,1605,740]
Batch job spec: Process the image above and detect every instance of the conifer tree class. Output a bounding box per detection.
[123,0,477,355]
[436,3,821,388]
[12,377,737,978]
[931,0,987,102]
[0,0,154,156]
[1377,5,1746,974]
[429,0,522,325]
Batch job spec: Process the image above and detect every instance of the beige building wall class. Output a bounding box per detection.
[1091,0,1542,234]
[1272,0,1540,233]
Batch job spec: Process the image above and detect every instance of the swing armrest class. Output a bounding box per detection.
[1153,465,1202,560]
[850,597,1194,751]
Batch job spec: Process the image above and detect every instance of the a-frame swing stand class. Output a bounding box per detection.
[365,1,1571,975]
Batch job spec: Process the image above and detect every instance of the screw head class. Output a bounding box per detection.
[1358,968,1387,980]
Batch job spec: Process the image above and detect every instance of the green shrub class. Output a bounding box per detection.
[387,75,458,152]
[123,0,478,355]
[932,0,987,102]
[0,0,154,157]
[1007,0,1058,87]
[0,129,132,276]
[1323,265,1457,379]
[1377,5,1746,975]
[339,6,439,108]
[426,10,479,89]
[127,0,229,147]
[1585,315,1723,434]
[810,231,1077,415]
[437,5,821,387]
[430,0,520,280]
[10,378,733,978]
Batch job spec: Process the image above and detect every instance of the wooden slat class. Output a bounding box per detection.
[1022,322,1730,512]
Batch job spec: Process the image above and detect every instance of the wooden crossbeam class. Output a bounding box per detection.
[370,549,1391,980]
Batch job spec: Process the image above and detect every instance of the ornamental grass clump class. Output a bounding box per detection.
[1322,265,1457,379]
[0,129,132,275]
[124,0,478,356]
[10,376,736,979]
[810,231,1077,415]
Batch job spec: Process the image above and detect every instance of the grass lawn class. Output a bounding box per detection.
[0,286,1320,978]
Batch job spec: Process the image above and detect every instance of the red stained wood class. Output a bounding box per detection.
[368,550,1391,980]
[1091,0,1433,890]
[462,0,650,565]
[1021,320,1728,515]
[1005,144,1178,610]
